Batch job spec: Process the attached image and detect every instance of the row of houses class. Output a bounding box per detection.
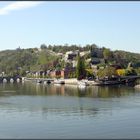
[27,50,85,79]
[27,50,123,79]
[27,68,76,79]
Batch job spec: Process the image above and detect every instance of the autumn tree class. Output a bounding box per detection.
[97,66,117,79]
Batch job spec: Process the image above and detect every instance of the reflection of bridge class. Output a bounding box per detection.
[0,76,22,83]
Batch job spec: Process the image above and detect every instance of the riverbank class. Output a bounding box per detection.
[24,75,139,86]
[24,77,100,86]
[24,77,78,85]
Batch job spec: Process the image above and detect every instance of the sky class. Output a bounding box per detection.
[0,1,140,53]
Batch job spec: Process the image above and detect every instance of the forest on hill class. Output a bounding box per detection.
[0,44,140,76]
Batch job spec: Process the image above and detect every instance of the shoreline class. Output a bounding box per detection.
[24,77,100,86]
[24,77,78,85]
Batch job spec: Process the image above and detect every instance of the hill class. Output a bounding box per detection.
[0,44,140,76]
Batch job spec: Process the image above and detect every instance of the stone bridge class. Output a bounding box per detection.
[0,76,22,83]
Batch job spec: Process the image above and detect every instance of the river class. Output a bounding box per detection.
[0,82,140,138]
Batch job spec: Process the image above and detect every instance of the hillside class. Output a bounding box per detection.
[0,44,140,76]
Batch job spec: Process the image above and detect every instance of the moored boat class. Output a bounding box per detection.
[37,80,42,84]
[78,80,89,87]
[54,79,65,84]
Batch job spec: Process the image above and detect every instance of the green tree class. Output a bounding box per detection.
[85,69,94,78]
[40,44,47,50]
[103,48,112,63]
[76,56,86,80]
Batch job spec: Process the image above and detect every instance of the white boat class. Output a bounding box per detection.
[78,80,89,87]
[43,81,47,84]
[54,79,65,84]
[36,79,42,84]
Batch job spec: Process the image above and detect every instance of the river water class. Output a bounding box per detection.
[0,82,140,138]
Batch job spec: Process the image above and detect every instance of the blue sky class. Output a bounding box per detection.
[0,1,140,53]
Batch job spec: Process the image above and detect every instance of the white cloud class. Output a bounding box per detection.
[0,1,43,15]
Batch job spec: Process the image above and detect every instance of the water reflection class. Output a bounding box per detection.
[0,82,137,98]
[0,82,140,138]
[34,83,136,98]
[0,82,138,117]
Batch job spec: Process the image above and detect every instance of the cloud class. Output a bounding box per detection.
[0,1,43,15]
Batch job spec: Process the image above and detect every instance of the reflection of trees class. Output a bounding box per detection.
[97,85,136,98]
[0,82,138,120]
[0,82,137,99]
[40,98,100,119]
[76,87,87,97]
[77,98,99,118]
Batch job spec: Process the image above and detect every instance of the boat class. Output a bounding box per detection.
[78,80,89,87]
[36,79,42,84]
[54,79,65,84]
[47,80,52,84]
[43,80,51,84]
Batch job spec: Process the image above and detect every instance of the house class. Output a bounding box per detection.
[49,68,76,79]
[110,64,122,70]
[91,48,103,58]
[90,58,101,65]
[61,68,76,78]
[64,50,79,62]
[80,51,90,57]
[49,70,61,78]
[57,53,64,58]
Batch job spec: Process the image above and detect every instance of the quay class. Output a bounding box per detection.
[24,77,78,85]
[24,75,140,86]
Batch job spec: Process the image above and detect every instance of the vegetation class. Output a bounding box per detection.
[97,66,117,79]
[76,55,86,80]
[37,50,59,71]
[116,69,126,76]
[0,43,140,78]
[103,48,113,63]
[0,47,59,76]
[85,69,95,79]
